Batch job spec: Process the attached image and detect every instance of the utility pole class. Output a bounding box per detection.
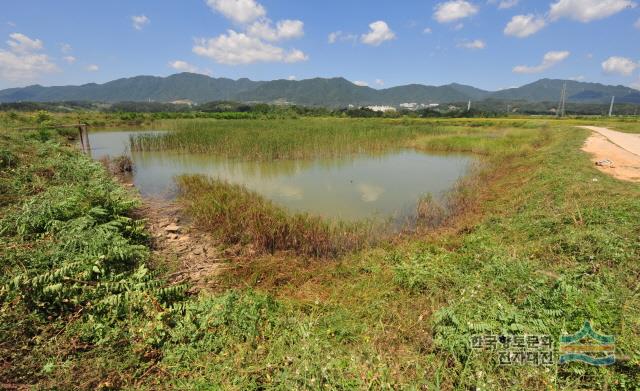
[557,82,567,118]
[608,96,615,117]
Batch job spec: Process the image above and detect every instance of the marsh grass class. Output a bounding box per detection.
[130,118,439,160]
[177,175,378,258]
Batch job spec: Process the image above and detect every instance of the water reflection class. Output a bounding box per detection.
[89,130,472,221]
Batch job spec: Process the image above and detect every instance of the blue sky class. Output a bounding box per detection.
[1,0,639,90]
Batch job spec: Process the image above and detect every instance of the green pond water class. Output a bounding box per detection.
[89,130,473,222]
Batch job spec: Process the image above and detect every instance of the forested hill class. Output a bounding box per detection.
[1,73,638,106]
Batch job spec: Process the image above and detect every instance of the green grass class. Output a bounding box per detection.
[1,115,640,389]
[130,118,442,159]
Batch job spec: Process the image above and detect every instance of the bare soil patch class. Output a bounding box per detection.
[133,198,236,291]
[581,127,640,183]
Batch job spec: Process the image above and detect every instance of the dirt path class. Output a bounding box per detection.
[580,126,640,183]
[133,198,234,291]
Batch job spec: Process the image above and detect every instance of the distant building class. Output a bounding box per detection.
[400,102,440,111]
[170,99,194,106]
[400,102,418,110]
[366,105,397,112]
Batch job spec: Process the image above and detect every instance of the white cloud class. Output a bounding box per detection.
[504,14,546,37]
[60,43,72,53]
[353,80,369,87]
[63,56,76,64]
[193,30,307,65]
[631,78,640,89]
[360,21,396,46]
[453,23,465,30]
[569,75,585,81]
[601,56,638,76]
[0,52,57,82]
[328,31,358,44]
[495,0,520,9]
[273,20,304,40]
[434,1,479,23]
[247,19,304,41]
[423,27,433,34]
[458,39,486,49]
[132,15,150,30]
[199,0,305,65]
[635,17,640,28]
[169,60,198,73]
[282,49,307,62]
[0,33,57,82]
[206,0,266,24]
[86,64,99,72]
[168,60,212,76]
[287,75,296,80]
[513,51,570,74]
[375,78,385,86]
[549,0,636,23]
[7,33,43,53]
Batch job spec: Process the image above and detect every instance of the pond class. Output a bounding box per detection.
[89,130,473,222]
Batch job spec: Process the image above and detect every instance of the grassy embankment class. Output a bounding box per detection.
[0,127,188,388]
[136,117,640,389]
[1,114,639,389]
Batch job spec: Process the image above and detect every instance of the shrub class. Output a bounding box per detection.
[0,148,17,169]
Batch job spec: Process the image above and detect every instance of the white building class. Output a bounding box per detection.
[400,102,440,110]
[170,99,194,106]
[400,103,418,110]
[366,105,397,112]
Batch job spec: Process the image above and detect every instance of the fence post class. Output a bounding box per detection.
[78,124,90,154]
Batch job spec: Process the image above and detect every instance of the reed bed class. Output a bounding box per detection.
[176,175,379,258]
[130,118,441,160]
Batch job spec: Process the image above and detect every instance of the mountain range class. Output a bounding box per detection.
[1,73,639,106]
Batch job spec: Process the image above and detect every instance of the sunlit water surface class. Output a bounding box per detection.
[89,130,473,222]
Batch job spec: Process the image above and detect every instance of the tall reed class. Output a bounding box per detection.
[130,118,441,160]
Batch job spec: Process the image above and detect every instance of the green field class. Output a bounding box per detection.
[1,113,639,389]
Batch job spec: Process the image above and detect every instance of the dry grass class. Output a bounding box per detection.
[176,175,379,258]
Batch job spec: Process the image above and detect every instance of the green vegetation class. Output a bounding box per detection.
[131,118,433,159]
[1,114,639,389]
[177,175,376,257]
[2,73,639,108]
[0,129,187,387]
